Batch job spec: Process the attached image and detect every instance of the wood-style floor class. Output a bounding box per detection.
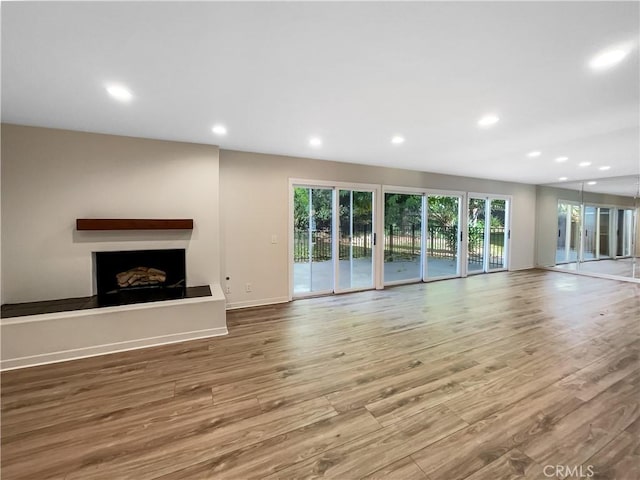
[554,258,640,280]
[2,270,639,480]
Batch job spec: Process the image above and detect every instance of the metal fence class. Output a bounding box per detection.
[294,225,505,266]
[468,226,506,268]
[385,224,460,261]
[294,225,373,262]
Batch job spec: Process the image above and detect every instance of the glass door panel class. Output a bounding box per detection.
[383,193,422,283]
[293,187,334,296]
[569,205,580,262]
[467,197,486,273]
[426,195,460,279]
[583,206,597,260]
[557,203,568,264]
[488,199,507,270]
[623,209,634,257]
[338,190,374,291]
[598,208,610,258]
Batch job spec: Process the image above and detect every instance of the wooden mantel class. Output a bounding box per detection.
[76,219,194,231]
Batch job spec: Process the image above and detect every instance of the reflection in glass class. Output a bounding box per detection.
[583,206,597,260]
[622,209,634,257]
[556,203,567,263]
[556,202,580,263]
[599,208,610,258]
[549,175,639,281]
[569,205,581,262]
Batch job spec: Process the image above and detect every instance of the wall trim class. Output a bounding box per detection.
[226,296,289,310]
[1,326,228,371]
[540,266,640,284]
[508,265,535,271]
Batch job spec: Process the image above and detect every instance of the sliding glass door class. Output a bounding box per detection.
[467,196,509,273]
[616,209,634,257]
[293,183,377,298]
[488,199,508,270]
[468,197,486,273]
[383,193,423,284]
[599,208,611,258]
[583,205,614,261]
[583,206,597,260]
[556,203,568,264]
[556,202,581,264]
[338,190,374,291]
[425,195,462,279]
[293,187,334,295]
[555,202,632,265]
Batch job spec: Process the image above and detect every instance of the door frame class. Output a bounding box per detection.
[466,193,512,274]
[289,178,381,300]
[381,185,429,286]
[334,187,378,294]
[556,200,630,265]
[556,200,581,265]
[424,189,466,281]
[289,183,336,299]
[581,204,603,262]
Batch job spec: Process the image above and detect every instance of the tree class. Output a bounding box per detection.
[294,187,332,230]
[427,196,458,227]
[384,193,421,229]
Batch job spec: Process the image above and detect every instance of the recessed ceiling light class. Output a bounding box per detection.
[106,84,133,102]
[391,136,405,144]
[211,125,227,135]
[589,46,631,71]
[578,161,592,167]
[558,177,568,181]
[477,114,500,128]
[555,156,568,163]
[598,166,611,171]
[587,181,597,185]
[309,137,322,147]
[527,151,541,158]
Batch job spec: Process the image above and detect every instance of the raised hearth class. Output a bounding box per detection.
[1,286,211,319]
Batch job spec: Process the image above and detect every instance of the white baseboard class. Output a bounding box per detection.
[540,266,640,284]
[508,265,535,271]
[1,326,228,371]
[226,296,289,310]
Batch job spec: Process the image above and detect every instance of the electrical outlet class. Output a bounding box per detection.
[225,285,231,294]
[271,234,278,244]
[245,283,252,293]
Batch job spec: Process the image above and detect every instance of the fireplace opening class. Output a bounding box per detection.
[95,249,186,306]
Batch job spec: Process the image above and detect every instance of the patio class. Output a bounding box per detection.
[294,257,484,294]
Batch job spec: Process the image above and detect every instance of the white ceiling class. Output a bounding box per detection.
[548,175,640,198]
[2,2,639,188]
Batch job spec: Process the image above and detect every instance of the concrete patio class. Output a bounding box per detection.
[294,257,485,294]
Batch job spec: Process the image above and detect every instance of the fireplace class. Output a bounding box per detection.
[95,249,186,306]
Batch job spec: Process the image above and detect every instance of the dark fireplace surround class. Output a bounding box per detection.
[95,249,186,306]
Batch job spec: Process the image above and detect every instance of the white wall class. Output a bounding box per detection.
[1,124,220,304]
[220,149,537,308]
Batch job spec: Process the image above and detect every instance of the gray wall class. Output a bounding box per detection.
[220,149,537,308]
